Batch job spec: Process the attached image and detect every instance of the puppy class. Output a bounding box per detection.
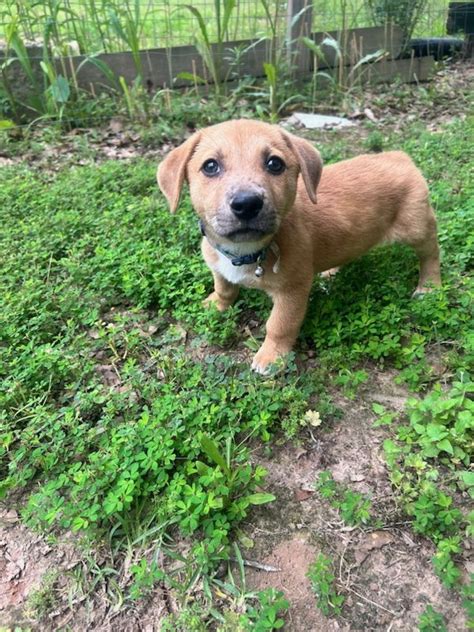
[157,119,441,373]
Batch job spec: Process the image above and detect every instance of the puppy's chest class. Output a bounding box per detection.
[212,252,261,287]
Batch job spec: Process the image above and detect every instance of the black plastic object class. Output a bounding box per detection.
[409,37,465,59]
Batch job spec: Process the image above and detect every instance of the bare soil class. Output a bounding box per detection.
[1,370,466,630]
[242,373,467,630]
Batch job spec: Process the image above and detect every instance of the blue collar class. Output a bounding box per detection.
[199,220,269,267]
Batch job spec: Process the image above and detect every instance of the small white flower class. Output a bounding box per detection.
[303,410,322,427]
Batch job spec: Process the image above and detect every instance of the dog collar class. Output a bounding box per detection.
[199,220,273,277]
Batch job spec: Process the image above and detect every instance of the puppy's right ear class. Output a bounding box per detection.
[280,129,322,204]
[157,132,201,213]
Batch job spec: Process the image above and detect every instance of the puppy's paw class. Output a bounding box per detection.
[320,266,340,279]
[251,346,286,376]
[203,292,231,312]
[412,284,439,299]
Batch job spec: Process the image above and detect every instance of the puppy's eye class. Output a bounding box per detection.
[265,155,286,174]
[202,159,220,177]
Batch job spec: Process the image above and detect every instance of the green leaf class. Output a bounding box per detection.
[300,35,321,55]
[263,62,276,86]
[222,0,237,37]
[183,5,210,46]
[436,439,453,455]
[50,75,70,104]
[200,435,230,477]
[426,424,447,441]
[247,492,276,505]
[372,402,386,415]
[459,471,474,487]
[0,120,15,129]
[320,36,342,61]
[351,49,386,72]
[195,460,211,476]
[176,71,207,84]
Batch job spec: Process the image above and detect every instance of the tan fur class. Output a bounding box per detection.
[158,119,441,373]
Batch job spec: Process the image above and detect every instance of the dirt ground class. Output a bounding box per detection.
[1,60,472,631]
[242,372,467,631]
[1,370,468,630]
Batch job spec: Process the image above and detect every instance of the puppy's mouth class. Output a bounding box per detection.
[212,213,278,243]
[224,227,269,242]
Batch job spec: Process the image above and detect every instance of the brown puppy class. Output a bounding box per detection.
[158,119,441,373]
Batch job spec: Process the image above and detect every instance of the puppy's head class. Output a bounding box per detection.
[157,120,322,248]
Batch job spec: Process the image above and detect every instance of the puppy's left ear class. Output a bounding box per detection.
[280,130,322,204]
[157,131,201,213]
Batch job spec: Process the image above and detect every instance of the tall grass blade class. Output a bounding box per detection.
[320,36,342,61]
[183,5,211,47]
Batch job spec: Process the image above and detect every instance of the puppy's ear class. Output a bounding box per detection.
[157,132,201,213]
[280,130,322,204]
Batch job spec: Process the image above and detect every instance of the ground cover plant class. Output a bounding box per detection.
[0,81,473,627]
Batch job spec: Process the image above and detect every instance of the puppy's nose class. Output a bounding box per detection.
[230,191,264,220]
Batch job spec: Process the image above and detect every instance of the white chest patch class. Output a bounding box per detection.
[212,251,255,285]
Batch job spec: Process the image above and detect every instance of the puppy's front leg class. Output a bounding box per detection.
[252,285,311,374]
[204,270,239,312]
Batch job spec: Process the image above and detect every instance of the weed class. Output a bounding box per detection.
[161,603,209,631]
[129,558,165,600]
[242,588,289,630]
[307,553,345,616]
[382,374,473,590]
[462,581,474,628]
[181,0,237,99]
[431,536,462,588]
[372,402,397,427]
[315,471,374,526]
[418,604,447,632]
[404,379,473,466]
[25,571,59,621]
[365,129,384,152]
[334,368,368,398]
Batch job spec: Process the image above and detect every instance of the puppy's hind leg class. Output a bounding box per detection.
[391,201,441,295]
[407,206,442,295]
[412,237,441,295]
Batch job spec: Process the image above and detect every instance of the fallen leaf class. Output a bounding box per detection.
[109,117,125,134]
[364,107,378,122]
[294,447,308,460]
[355,530,395,565]
[295,488,313,501]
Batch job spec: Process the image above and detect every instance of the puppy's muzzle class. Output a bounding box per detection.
[230,190,264,221]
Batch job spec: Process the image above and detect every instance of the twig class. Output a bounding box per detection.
[229,557,281,572]
[344,585,400,616]
[338,539,350,586]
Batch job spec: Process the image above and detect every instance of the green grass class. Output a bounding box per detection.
[1,115,473,625]
[312,0,450,36]
[0,0,283,52]
[0,0,451,54]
